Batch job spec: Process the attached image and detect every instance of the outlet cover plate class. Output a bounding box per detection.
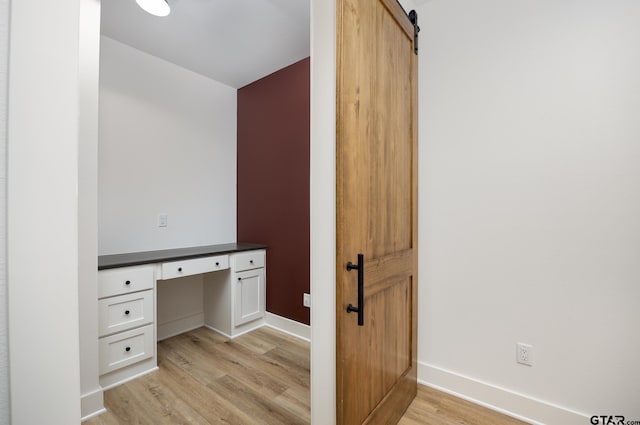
[516,342,533,366]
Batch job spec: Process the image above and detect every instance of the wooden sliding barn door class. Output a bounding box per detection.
[336,0,419,424]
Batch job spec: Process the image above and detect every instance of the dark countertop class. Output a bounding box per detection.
[98,243,267,270]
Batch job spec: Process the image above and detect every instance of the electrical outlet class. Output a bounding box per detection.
[303,293,311,308]
[516,342,533,366]
[158,213,168,227]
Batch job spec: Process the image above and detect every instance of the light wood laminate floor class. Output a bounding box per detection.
[85,326,527,425]
[399,386,528,425]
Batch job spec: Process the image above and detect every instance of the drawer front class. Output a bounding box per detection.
[99,324,154,375]
[233,250,265,272]
[161,255,229,280]
[98,290,154,337]
[98,266,154,299]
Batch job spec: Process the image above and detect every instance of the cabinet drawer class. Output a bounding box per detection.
[98,290,154,337]
[233,250,265,272]
[161,255,229,280]
[98,266,154,299]
[99,324,154,375]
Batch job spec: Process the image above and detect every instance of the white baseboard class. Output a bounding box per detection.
[203,320,264,339]
[205,312,311,341]
[100,366,159,391]
[418,362,590,425]
[265,312,310,342]
[202,324,233,339]
[157,312,204,341]
[80,388,105,422]
[81,408,106,423]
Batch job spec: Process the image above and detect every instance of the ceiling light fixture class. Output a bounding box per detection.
[136,0,170,17]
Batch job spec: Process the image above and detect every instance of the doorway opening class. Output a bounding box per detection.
[89,1,311,423]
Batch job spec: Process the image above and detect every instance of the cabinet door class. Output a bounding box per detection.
[234,268,265,326]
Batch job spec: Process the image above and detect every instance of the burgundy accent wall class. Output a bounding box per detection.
[237,57,310,325]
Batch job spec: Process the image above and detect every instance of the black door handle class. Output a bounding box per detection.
[346,253,364,326]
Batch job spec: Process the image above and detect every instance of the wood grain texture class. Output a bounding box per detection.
[84,327,310,425]
[336,0,418,423]
[85,326,527,425]
[398,385,530,425]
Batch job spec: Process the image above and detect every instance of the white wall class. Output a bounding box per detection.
[8,0,85,422]
[98,36,237,255]
[309,0,336,423]
[0,0,9,423]
[78,0,103,420]
[416,1,640,423]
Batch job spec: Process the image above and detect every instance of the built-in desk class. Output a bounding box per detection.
[97,243,267,389]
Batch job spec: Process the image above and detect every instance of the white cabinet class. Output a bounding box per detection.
[99,325,154,375]
[234,268,265,326]
[233,250,265,271]
[203,249,266,337]
[160,254,229,280]
[98,266,154,298]
[98,290,154,337]
[97,265,157,389]
[96,246,266,389]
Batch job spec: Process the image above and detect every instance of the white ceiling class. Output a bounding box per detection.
[101,0,311,88]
